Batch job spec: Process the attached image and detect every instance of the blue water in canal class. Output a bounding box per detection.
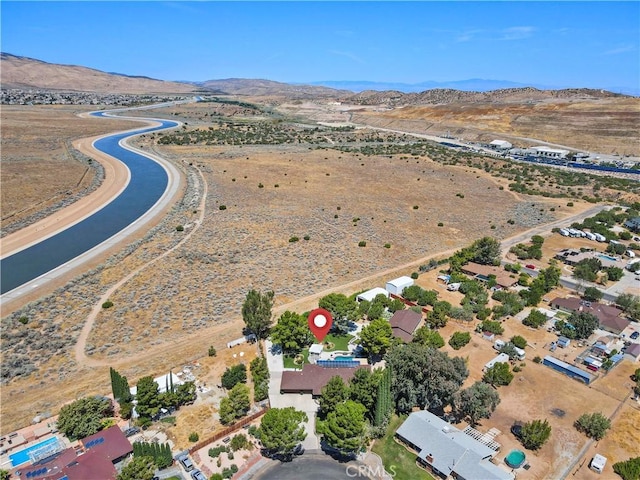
[0,115,178,295]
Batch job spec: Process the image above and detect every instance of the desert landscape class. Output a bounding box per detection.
[1,50,639,480]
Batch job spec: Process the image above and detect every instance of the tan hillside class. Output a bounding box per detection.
[0,53,197,94]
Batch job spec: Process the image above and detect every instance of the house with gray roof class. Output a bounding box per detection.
[395,410,513,480]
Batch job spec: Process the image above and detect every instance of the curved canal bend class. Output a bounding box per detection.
[0,112,180,296]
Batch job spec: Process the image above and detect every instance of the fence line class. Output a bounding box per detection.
[189,408,268,454]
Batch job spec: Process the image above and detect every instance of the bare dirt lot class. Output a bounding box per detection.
[1,105,138,231]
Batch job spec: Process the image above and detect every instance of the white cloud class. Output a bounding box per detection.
[501,26,536,41]
[602,44,636,55]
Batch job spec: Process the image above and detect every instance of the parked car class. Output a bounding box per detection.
[190,470,207,480]
[511,424,523,438]
[631,331,639,340]
[178,455,194,472]
[293,444,304,456]
[525,264,536,270]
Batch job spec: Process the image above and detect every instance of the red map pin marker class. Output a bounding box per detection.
[308,308,333,342]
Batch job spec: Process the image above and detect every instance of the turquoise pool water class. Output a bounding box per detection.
[334,355,355,361]
[598,254,617,262]
[505,449,526,468]
[9,437,59,467]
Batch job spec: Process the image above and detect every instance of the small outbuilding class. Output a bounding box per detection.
[356,287,389,303]
[590,454,607,474]
[557,336,571,348]
[308,344,324,364]
[386,276,414,296]
[490,139,513,150]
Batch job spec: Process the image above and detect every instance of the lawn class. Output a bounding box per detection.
[371,415,434,480]
[283,349,309,369]
[324,333,353,352]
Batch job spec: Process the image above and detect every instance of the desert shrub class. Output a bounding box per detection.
[384,243,391,249]
[449,332,471,350]
[102,300,114,309]
[219,205,227,210]
[533,356,542,363]
[258,183,264,188]
[511,335,527,349]
[289,236,299,243]
[438,222,444,227]
[18,316,28,325]
[411,272,419,279]
[304,235,310,241]
[188,432,199,442]
[413,205,419,210]
[176,225,184,231]
[230,434,250,451]
[613,457,640,480]
[358,241,367,247]
[208,346,217,357]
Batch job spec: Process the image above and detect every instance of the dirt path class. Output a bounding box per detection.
[74,163,208,367]
[73,200,606,369]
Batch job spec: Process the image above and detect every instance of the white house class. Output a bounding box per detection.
[386,276,414,296]
[490,139,512,150]
[356,287,389,303]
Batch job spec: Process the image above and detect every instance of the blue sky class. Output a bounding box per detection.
[1,1,639,91]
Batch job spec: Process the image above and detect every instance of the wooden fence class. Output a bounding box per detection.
[188,407,268,454]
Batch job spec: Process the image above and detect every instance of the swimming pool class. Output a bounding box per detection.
[598,254,618,262]
[505,449,526,468]
[334,355,355,361]
[9,437,60,467]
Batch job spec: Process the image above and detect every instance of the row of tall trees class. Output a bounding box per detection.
[132,441,172,469]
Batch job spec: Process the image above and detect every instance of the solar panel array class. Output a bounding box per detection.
[85,437,105,449]
[25,468,48,478]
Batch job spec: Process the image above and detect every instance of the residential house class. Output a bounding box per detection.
[550,297,629,335]
[280,364,370,396]
[389,310,422,343]
[395,411,513,480]
[460,262,518,289]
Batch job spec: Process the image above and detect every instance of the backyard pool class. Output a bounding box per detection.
[598,254,618,262]
[505,449,526,468]
[333,355,355,361]
[9,437,60,467]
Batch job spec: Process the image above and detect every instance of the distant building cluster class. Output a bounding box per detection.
[0,89,187,106]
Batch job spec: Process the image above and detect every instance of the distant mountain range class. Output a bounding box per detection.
[309,79,639,96]
[1,52,637,98]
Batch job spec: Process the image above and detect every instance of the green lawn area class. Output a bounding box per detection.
[283,349,309,369]
[324,333,353,352]
[372,415,434,480]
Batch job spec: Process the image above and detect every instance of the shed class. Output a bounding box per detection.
[590,454,607,473]
[490,140,512,150]
[557,337,571,348]
[308,344,323,364]
[543,356,594,384]
[356,287,389,303]
[386,276,414,296]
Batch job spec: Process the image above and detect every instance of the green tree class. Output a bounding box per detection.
[523,309,547,328]
[402,285,423,302]
[359,318,393,357]
[373,367,392,430]
[453,381,501,425]
[573,257,602,282]
[566,311,599,340]
[583,286,604,302]
[0,470,10,480]
[56,396,113,441]
[613,457,640,480]
[480,319,504,335]
[471,237,502,266]
[483,362,514,387]
[349,368,380,417]
[259,407,307,459]
[221,364,247,390]
[117,456,155,480]
[250,356,270,402]
[413,327,445,348]
[616,293,640,321]
[219,383,250,425]
[318,376,349,418]
[317,400,367,456]
[511,335,527,349]
[110,367,133,404]
[270,311,313,354]
[136,376,161,423]
[425,301,451,328]
[242,289,275,340]
[575,412,611,440]
[387,343,468,413]
[604,266,624,282]
[319,293,359,334]
[448,331,471,350]
[520,419,552,450]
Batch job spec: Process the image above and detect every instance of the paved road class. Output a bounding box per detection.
[252,455,371,480]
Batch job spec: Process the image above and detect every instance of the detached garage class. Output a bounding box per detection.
[386,276,414,296]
